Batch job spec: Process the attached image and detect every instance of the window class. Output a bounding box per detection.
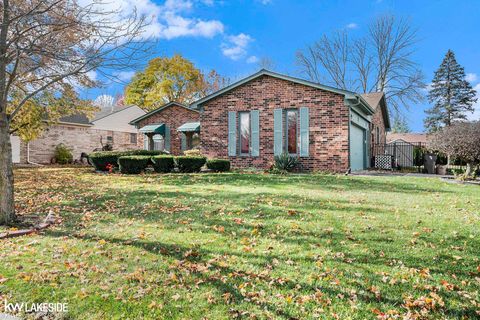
[153,134,164,151]
[286,109,298,154]
[239,112,250,155]
[130,133,137,144]
[106,136,113,144]
[185,132,200,150]
[376,127,380,144]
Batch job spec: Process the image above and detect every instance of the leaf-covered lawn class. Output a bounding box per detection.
[1,167,479,319]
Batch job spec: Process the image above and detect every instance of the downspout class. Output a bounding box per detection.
[26,142,43,166]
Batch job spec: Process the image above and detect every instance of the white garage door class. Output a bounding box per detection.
[10,135,21,163]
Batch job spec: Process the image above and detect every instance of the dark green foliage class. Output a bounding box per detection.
[425,50,478,131]
[175,156,206,173]
[273,153,299,173]
[206,159,231,172]
[89,150,164,171]
[151,155,175,173]
[54,144,73,164]
[117,156,151,174]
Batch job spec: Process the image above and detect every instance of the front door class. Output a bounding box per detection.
[350,124,366,171]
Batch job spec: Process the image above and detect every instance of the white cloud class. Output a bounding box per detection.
[221,33,253,60]
[467,83,480,121]
[257,0,272,4]
[246,56,259,64]
[345,23,358,29]
[79,0,224,41]
[114,71,136,82]
[466,73,478,83]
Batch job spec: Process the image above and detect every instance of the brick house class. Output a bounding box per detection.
[191,70,389,172]
[11,105,145,164]
[129,102,200,156]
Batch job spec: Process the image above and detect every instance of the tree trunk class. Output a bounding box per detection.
[0,112,15,225]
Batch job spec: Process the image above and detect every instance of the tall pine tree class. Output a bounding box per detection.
[425,50,477,132]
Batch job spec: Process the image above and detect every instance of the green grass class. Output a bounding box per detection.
[1,167,479,319]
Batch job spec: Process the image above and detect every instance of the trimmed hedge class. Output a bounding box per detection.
[89,150,165,171]
[152,155,175,173]
[206,159,230,172]
[175,156,207,173]
[117,156,151,174]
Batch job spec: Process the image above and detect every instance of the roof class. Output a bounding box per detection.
[58,113,92,126]
[92,105,138,122]
[129,102,199,125]
[387,133,427,144]
[139,123,165,134]
[190,69,374,115]
[177,122,200,133]
[360,92,391,130]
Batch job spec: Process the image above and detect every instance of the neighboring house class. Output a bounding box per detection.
[192,69,386,172]
[129,102,200,155]
[11,105,146,164]
[386,133,427,144]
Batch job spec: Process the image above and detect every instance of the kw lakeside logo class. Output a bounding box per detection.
[3,299,68,314]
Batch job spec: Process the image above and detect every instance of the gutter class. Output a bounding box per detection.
[26,142,43,166]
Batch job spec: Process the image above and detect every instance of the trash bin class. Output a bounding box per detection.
[424,153,437,174]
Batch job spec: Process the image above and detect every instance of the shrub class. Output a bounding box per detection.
[175,156,206,173]
[151,155,175,173]
[206,159,230,172]
[184,149,202,157]
[117,156,151,174]
[89,150,165,171]
[273,153,299,173]
[54,144,73,164]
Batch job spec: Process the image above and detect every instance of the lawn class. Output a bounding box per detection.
[1,167,479,319]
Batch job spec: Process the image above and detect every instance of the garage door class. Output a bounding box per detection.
[350,124,365,171]
[10,135,20,163]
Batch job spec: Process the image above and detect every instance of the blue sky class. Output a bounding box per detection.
[85,0,480,132]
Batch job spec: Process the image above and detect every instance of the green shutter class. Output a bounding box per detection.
[273,109,283,156]
[299,107,309,157]
[180,133,187,152]
[228,111,237,156]
[164,125,171,152]
[251,110,260,157]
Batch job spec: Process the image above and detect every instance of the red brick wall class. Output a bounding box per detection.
[199,75,350,172]
[136,104,200,156]
[370,102,387,146]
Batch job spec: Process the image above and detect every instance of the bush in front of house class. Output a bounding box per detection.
[273,153,299,173]
[89,150,165,171]
[151,155,175,173]
[175,156,207,173]
[117,156,151,174]
[54,144,73,164]
[206,159,230,172]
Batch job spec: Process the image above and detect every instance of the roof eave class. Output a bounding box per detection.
[191,69,358,108]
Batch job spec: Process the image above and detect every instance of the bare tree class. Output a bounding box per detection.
[296,14,425,113]
[0,0,149,225]
[257,57,276,70]
[428,122,480,177]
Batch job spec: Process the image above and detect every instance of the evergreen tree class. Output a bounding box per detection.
[391,115,411,133]
[425,50,477,131]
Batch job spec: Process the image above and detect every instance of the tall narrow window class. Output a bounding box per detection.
[286,110,298,154]
[239,112,250,154]
[376,127,380,144]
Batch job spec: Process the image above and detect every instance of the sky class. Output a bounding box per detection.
[83,0,480,132]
